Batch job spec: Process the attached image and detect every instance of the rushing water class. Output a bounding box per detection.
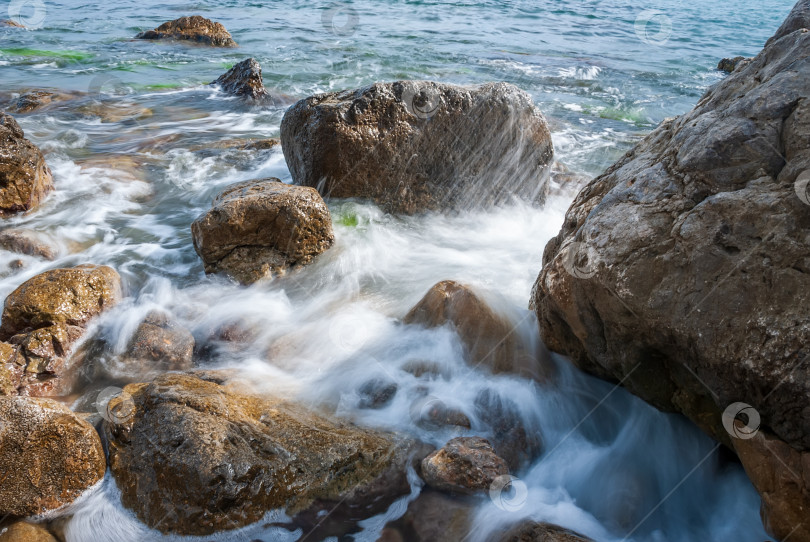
[0,0,797,541]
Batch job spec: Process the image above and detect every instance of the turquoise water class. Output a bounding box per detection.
[0,1,796,541]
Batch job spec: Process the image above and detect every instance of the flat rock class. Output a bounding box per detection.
[135,16,237,47]
[0,111,53,216]
[0,396,105,517]
[280,80,554,214]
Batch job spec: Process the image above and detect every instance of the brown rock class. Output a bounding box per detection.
[379,490,474,542]
[104,373,428,536]
[716,56,750,73]
[495,522,594,542]
[191,178,335,284]
[280,80,554,214]
[9,90,81,114]
[0,396,106,517]
[1,20,24,28]
[121,311,194,373]
[0,229,57,259]
[211,58,267,100]
[733,427,810,542]
[0,111,53,216]
[135,16,237,47]
[421,437,508,495]
[0,522,58,542]
[405,280,548,381]
[474,389,542,471]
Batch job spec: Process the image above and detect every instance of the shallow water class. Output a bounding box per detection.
[0,0,796,541]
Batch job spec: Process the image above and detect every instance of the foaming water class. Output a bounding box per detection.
[0,0,790,540]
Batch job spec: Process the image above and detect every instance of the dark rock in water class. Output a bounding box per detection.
[405,280,550,382]
[716,56,750,73]
[0,521,58,542]
[191,178,335,284]
[495,521,594,541]
[531,3,810,539]
[474,389,542,471]
[0,229,57,259]
[104,373,428,537]
[280,80,554,214]
[0,265,122,396]
[379,490,474,542]
[135,15,237,47]
[358,377,398,409]
[421,436,508,495]
[411,395,472,430]
[121,311,195,373]
[0,111,54,216]
[0,396,106,517]
[9,90,81,114]
[211,58,268,100]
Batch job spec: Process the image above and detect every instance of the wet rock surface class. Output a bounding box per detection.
[0,229,58,259]
[281,80,554,214]
[379,490,474,541]
[191,178,335,284]
[135,15,237,47]
[0,111,54,216]
[120,311,194,374]
[421,436,508,495]
[104,372,428,536]
[0,521,58,542]
[211,57,268,100]
[0,396,105,517]
[495,521,595,542]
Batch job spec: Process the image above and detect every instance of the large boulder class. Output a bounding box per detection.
[280,81,554,214]
[104,372,429,537]
[0,265,122,395]
[211,58,268,100]
[0,396,105,517]
[421,436,508,495]
[135,16,237,47]
[0,111,53,216]
[191,178,335,284]
[531,4,810,540]
[405,280,549,381]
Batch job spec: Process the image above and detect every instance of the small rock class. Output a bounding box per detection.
[358,378,398,409]
[0,522,58,542]
[421,437,509,495]
[0,111,54,216]
[135,16,237,47]
[0,229,58,259]
[379,490,474,541]
[121,311,194,373]
[191,178,335,284]
[1,19,24,28]
[211,58,268,100]
[495,522,594,542]
[9,90,81,114]
[717,56,750,73]
[0,396,106,517]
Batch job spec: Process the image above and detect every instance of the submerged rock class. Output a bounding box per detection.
[1,20,24,28]
[104,373,428,536]
[532,3,810,538]
[191,178,335,284]
[0,111,53,216]
[421,437,508,495]
[0,396,105,517]
[495,522,594,541]
[379,490,474,541]
[0,265,122,395]
[405,280,549,381]
[121,311,194,373]
[474,389,542,471]
[211,58,268,100]
[280,80,554,214]
[9,90,81,114]
[135,15,237,47]
[0,229,58,259]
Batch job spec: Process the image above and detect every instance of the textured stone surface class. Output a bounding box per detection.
[717,56,750,73]
[421,437,508,495]
[379,490,474,542]
[135,15,237,47]
[281,80,554,214]
[495,522,594,542]
[211,58,267,99]
[121,311,194,373]
[0,522,58,542]
[0,396,105,517]
[0,111,53,216]
[191,178,334,284]
[0,229,57,259]
[104,373,428,536]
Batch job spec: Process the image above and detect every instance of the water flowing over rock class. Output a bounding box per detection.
[8,90,81,114]
[280,80,554,214]
[379,490,474,541]
[0,265,122,395]
[135,15,237,47]
[495,522,594,541]
[120,311,194,374]
[421,436,508,495]
[104,372,430,537]
[0,111,53,216]
[211,58,268,100]
[1,19,25,28]
[0,396,105,517]
[531,3,810,539]
[0,229,58,259]
[191,178,335,284]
